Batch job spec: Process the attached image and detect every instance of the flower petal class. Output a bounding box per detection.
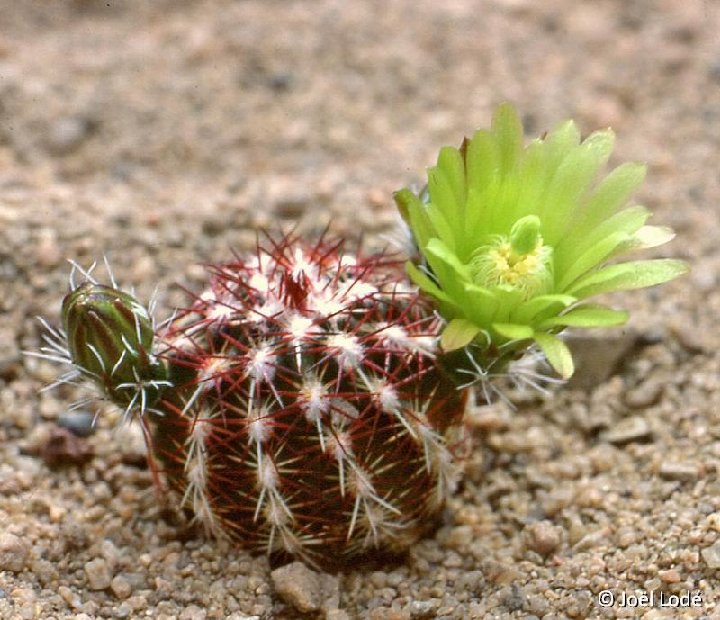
[511,293,577,324]
[492,102,523,175]
[441,318,482,351]
[534,332,574,379]
[406,262,454,305]
[492,322,534,340]
[539,305,629,329]
[579,161,647,231]
[567,259,689,299]
[557,230,630,292]
[542,130,615,244]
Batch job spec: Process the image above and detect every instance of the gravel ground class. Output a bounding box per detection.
[1,0,720,618]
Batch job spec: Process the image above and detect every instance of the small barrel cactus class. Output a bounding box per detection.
[53,237,467,568]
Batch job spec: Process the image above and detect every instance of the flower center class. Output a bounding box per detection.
[471,215,553,298]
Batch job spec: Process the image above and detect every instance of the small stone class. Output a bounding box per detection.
[180,605,207,620]
[444,525,474,550]
[625,380,662,409]
[271,561,339,613]
[669,321,710,354]
[659,461,701,482]
[565,332,638,390]
[36,228,61,267]
[268,71,293,92]
[658,569,681,583]
[524,521,563,556]
[111,575,132,599]
[369,571,387,588]
[58,585,81,609]
[57,410,96,437]
[274,194,309,218]
[84,558,112,590]
[572,527,611,552]
[604,416,653,446]
[31,559,58,585]
[40,426,95,467]
[0,533,30,572]
[702,543,720,569]
[46,116,94,155]
[481,560,521,585]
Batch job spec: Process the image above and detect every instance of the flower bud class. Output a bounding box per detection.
[509,215,542,256]
[62,282,167,408]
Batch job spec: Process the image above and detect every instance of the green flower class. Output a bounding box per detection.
[395,103,688,378]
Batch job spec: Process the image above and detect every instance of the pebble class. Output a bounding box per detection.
[57,410,97,437]
[0,532,30,572]
[669,321,710,354]
[36,228,62,267]
[179,605,207,620]
[658,569,681,583]
[39,426,95,467]
[624,380,662,409]
[270,561,339,614]
[701,543,720,569]
[58,585,81,609]
[444,525,474,550]
[659,461,701,482]
[111,575,132,599]
[572,527,611,552]
[46,116,94,155]
[274,194,310,219]
[84,558,113,590]
[603,416,653,445]
[565,333,638,390]
[524,521,563,556]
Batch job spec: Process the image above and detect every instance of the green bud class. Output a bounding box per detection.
[509,215,542,256]
[62,282,168,410]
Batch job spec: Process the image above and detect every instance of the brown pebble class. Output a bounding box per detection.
[572,527,611,552]
[565,332,638,390]
[46,116,94,155]
[0,532,30,572]
[658,569,681,583]
[625,380,662,409]
[668,321,710,354]
[271,561,338,614]
[85,558,112,590]
[524,521,563,556]
[481,559,521,585]
[604,416,653,445]
[659,461,701,482]
[274,194,310,218]
[111,575,132,599]
[701,543,720,569]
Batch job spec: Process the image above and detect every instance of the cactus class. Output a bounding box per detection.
[36,104,688,568]
[49,236,467,568]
